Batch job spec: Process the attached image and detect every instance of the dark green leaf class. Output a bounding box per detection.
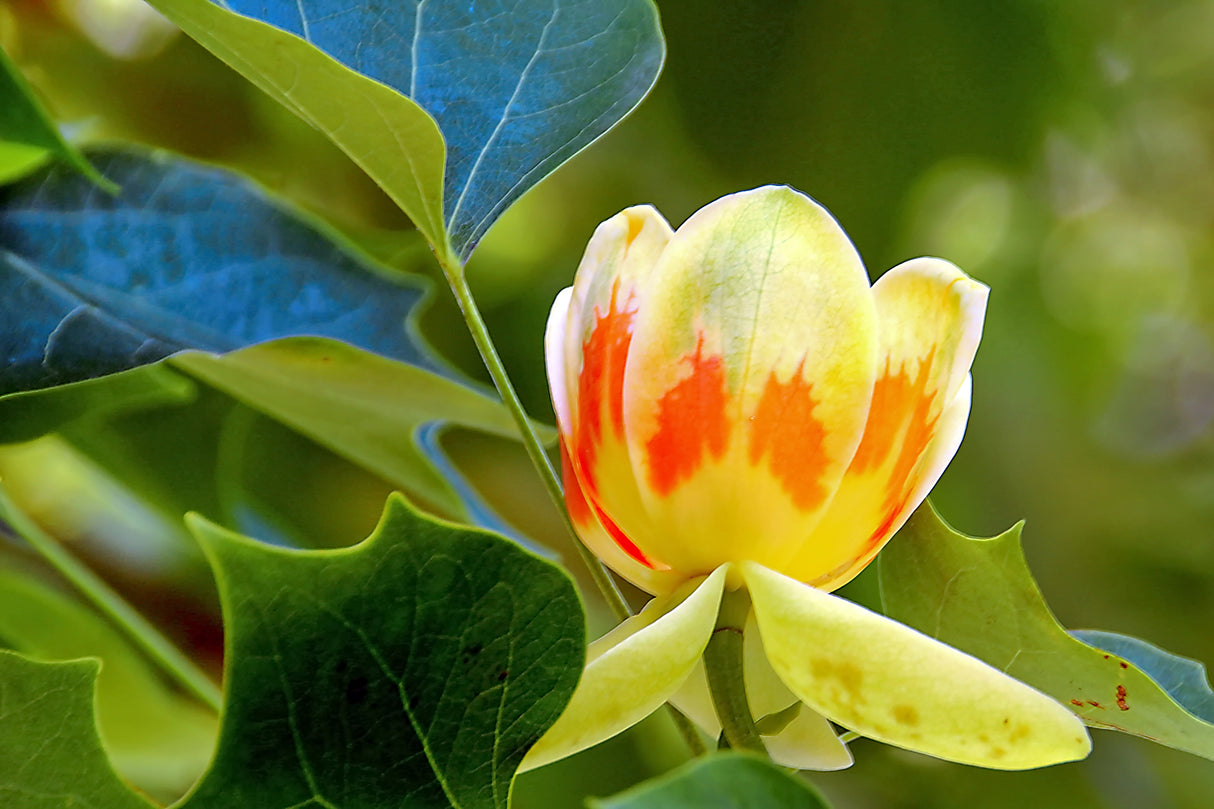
[589,753,832,809]
[0,147,440,396]
[1074,630,1214,724]
[149,0,664,260]
[0,45,113,190]
[879,502,1214,760]
[180,494,583,809]
[0,651,156,809]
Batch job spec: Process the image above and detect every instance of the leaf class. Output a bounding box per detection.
[179,494,583,809]
[0,571,216,801]
[173,339,522,521]
[147,0,665,260]
[0,44,114,191]
[0,364,196,445]
[589,753,833,809]
[0,651,157,809]
[0,147,441,397]
[1074,630,1214,724]
[879,502,1214,760]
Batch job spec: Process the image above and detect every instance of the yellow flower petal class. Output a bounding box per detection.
[551,206,677,579]
[741,562,1091,769]
[789,258,988,589]
[621,186,879,578]
[519,567,727,772]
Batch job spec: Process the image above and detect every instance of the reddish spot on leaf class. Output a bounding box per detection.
[646,334,731,495]
[1120,661,1129,669]
[1070,699,1084,707]
[747,359,830,510]
[1117,685,1129,711]
[1087,700,1103,708]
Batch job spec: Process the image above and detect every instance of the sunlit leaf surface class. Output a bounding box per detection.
[880,503,1214,761]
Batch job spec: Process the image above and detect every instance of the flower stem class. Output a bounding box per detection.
[704,587,768,755]
[436,255,632,622]
[0,488,222,713]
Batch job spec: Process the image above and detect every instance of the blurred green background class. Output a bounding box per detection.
[3,0,1214,806]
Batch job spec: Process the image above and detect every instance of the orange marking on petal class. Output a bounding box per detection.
[645,334,731,495]
[574,280,636,487]
[747,360,830,511]
[560,439,594,526]
[854,348,942,551]
[591,499,658,569]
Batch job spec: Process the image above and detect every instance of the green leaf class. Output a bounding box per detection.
[1074,630,1214,724]
[879,502,1214,761]
[589,753,832,809]
[146,0,664,260]
[0,651,156,809]
[179,494,583,808]
[0,45,114,191]
[0,571,216,802]
[173,340,521,521]
[0,364,196,445]
[0,147,441,397]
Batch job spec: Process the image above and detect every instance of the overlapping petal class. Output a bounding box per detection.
[546,205,680,585]
[786,258,988,589]
[620,186,879,576]
[741,562,1091,769]
[520,567,727,772]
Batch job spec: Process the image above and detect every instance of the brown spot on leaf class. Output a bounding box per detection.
[1070,699,1084,707]
[1116,685,1129,711]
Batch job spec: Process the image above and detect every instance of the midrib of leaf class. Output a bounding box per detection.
[445,1,559,242]
[318,598,469,809]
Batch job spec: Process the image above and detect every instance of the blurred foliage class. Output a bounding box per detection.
[3,0,1214,806]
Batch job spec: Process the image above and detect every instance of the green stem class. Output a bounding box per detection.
[0,488,222,713]
[437,255,632,623]
[704,588,768,755]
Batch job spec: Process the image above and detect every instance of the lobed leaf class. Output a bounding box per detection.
[179,494,583,809]
[0,571,217,801]
[0,147,440,397]
[879,502,1214,761]
[0,651,157,809]
[589,753,833,809]
[148,0,665,260]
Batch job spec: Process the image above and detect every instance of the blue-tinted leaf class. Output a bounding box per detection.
[0,147,440,396]
[186,0,663,259]
[1075,630,1214,724]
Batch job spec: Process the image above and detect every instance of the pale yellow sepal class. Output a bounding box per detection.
[740,562,1091,769]
[519,567,727,772]
[669,614,852,770]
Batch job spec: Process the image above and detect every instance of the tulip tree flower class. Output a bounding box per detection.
[524,186,1091,772]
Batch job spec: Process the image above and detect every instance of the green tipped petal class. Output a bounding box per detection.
[521,567,727,771]
[741,562,1091,770]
